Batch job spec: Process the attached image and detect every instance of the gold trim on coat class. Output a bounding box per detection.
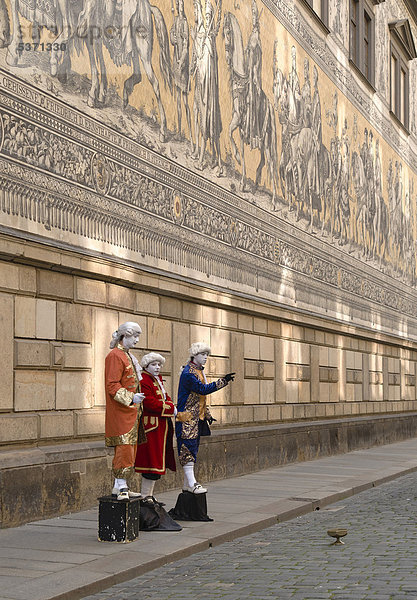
[105,420,138,447]
[112,465,135,478]
[114,387,135,407]
[143,415,159,434]
[135,416,169,474]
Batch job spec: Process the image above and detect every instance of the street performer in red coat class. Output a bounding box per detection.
[135,352,177,503]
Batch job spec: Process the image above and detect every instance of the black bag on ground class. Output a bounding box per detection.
[139,500,160,531]
[139,499,182,531]
[169,491,213,522]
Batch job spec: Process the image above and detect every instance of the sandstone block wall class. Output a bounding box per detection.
[1,237,417,450]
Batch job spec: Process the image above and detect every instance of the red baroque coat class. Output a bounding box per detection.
[135,372,177,475]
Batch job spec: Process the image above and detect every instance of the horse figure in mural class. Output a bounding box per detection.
[5,0,172,140]
[223,11,279,206]
[272,59,330,233]
[73,0,172,139]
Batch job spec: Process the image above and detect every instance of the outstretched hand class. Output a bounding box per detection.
[224,372,236,382]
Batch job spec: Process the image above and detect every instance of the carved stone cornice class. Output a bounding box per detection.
[404,0,417,25]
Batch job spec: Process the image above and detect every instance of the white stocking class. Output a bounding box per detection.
[141,478,156,498]
[114,477,127,490]
[183,462,197,488]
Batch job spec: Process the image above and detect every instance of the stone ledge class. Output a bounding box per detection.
[0,441,106,470]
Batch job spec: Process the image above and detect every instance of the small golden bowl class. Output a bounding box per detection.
[327,528,348,545]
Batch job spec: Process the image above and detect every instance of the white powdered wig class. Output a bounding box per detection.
[140,352,166,369]
[130,354,143,382]
[109,322,142,349]
[188,342,211,358]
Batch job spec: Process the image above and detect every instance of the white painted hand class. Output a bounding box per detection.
[132,393,145,405]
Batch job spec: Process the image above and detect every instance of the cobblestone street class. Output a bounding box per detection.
[83,472,417,600]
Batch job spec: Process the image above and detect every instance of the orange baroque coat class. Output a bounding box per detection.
[105,345,143,447]
[135,371,176,475]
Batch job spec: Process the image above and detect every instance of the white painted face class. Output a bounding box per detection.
[146,361,162,378]
[193,352,209,367]
[122,330,141,349]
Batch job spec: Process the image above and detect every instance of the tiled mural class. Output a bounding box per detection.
[0,0,416,334]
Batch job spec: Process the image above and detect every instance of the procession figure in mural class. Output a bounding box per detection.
[134,353,176,504]
[310,72,331,236]
[404,180,417,285]
[105,322,145,500]
[223,8,279,203]
[223,10,246,186]
[273,46,329,231]
[288,47,302,214]
[325,93,341,238]
[399,168,413,273]
[176,342,234,494]
[372,139,384,258]
[288,45,302,127]
[272,50,294,207]
[244,0,262,149]
[403,186,412,276]
[335,125,351,247]
[274,45,305,220]
[301,59,312,129]
[310,64,331,228]
[170,0,194,151]
[387,159,395,259]
[352,148,369,255]
[372,138,388,260]
[363,130,376,258]
[191,0,223,175]
[328,136,340,239]
[391,161,403,264]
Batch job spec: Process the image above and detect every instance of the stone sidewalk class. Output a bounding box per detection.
[1,438,417,600]
[82,467,417,600]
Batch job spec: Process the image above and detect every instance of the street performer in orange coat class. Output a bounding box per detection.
[105,321,145,500]
[135,352,177,503]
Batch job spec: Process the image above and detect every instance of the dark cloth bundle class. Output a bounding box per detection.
[169,491,213,522]
[139,499,182,532]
